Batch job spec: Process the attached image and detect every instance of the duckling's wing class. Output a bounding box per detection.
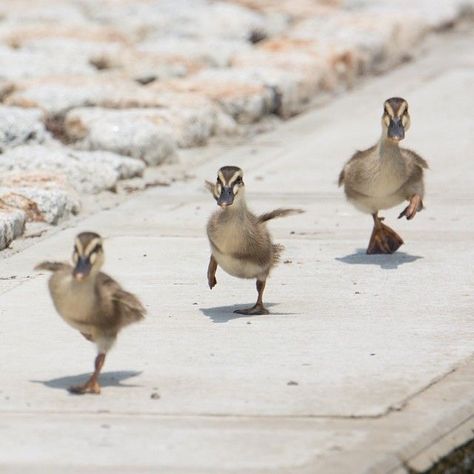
[339,145,377,186]
[34,261,71,272]
[403,149,429,169]
[97,273,146,326]
[257,208,304,223]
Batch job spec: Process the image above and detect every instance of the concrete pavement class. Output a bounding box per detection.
[0,27,473,473]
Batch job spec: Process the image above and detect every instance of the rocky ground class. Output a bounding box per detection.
[0,0,472,250]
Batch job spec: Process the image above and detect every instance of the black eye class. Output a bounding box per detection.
[92,244,102,254]
[235,177,243,184]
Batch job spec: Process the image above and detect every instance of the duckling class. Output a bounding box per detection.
[35,232,145,394]
[338,97,428,254]
[206,166,302,315]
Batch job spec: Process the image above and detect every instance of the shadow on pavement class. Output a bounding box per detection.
[200,303,295,323]
[336,249,423,269]
[31,370,142,391]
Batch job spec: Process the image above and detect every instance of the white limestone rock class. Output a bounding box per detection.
[65,108,178,165]
[164,69,275,123]
[137,37,251,68]
[141,88,240,138]
[229,50,323,117]
[0,207,26,250]
[72,150,146,180]
[0,171,81,224]
[288,10,426,74]
[65,101,231,149]
[0,46,95,80]
[174,2,268,40]
[0,106,49,151]
[0,187,80,225]
[4,76,165,117]
[86,0,268,41]
[90,48,190,84]
[0,1,87,24]
[350,0,474,30]
[0,145,121,194]
[19,37,123,65]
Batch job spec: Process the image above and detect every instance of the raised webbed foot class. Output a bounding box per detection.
[398,194,423,220]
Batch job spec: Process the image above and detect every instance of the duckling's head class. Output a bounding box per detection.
[382,97,410,142]
[213,166,245,208]
[72,232,104,281]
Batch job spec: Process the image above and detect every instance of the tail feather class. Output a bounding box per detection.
[338,169,345,187]
[35,261,70,272]
[257,208,304,224]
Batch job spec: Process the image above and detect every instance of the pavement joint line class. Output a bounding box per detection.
[0,410,393,420]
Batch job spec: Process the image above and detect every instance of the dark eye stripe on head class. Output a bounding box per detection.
[83,238,102,256]
[91,244,102,254]
[229,173,243,186]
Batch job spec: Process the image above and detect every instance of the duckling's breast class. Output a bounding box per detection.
[212,248,266,279]
[48,273,97,333]
[208,217,271,279]
[347,190,406,214]
[344,150,410,214]
[350,157,407,198]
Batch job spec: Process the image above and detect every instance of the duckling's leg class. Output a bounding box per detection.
[69,353,106,395]
[398,194,423,220]
[207,255,217,289]
[367,213,404,255]
[234,279,270,315]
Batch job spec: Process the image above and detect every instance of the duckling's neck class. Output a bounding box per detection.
[220,196,247,219]
[70,275,96,292]
[70,271,99,290]
[377,134,401,160]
